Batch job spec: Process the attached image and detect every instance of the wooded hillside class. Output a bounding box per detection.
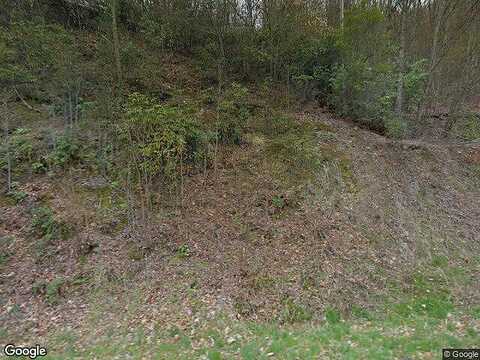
[1,1,479,358]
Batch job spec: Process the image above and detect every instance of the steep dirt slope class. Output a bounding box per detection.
[1,107,479,343]
[316,108,480,256]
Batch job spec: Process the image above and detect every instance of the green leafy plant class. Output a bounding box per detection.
[177,244,191,258]
[0,128,35,173]
[47,136,80,168]
[31,206,70,243]
[5,182,27,204]
[330,60,397,132]
[121,93,212,183]
[271,195,285,209]
[292,74,314,100]
[403,59,428,112]
[32,161,47,173]
[217,83,249,144]
[7,189,28,204]
[384,115,408,139]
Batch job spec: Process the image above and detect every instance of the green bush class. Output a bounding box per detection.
[217,82,250,144]
[403,59,428,112]
[0,128,34,171]
[46,136,80,168]
[177,244,191,258]
[121,93,212,182]
[290,33,339,99]
[31,206,70,242]
[1,128,82,178]
[271,195,286,209]
[384,115,408,139]
[330,59,397,132]
[6,184,27,204]
[1,132,82,175]
[32,161,47,174]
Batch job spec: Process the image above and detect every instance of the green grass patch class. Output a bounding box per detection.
[43,304,478,360]
[43,257,480,358]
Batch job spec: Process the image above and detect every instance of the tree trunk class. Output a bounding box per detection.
[395,1,407,117]
[340,0,344,30]
[417,0,444,122]
[4,120,11,192]
[111,0,122,91]
[426,0,445,113]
